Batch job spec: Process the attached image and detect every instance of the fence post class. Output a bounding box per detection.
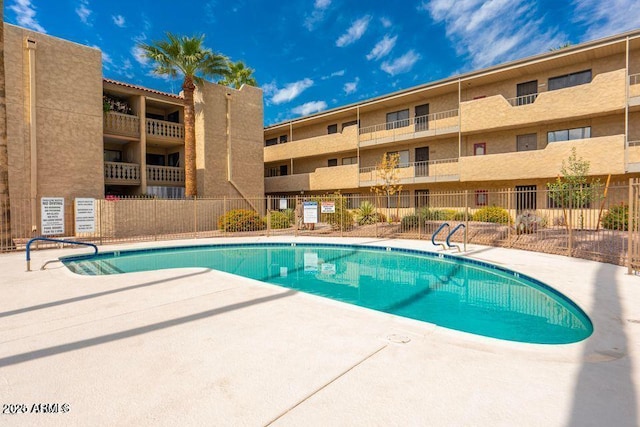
[193,196,198,239]
[340,195,344,237]
[628,178,634,274]
[153,196,158,241]
[464,190,468,251]
[295,196,299,237]
[507,188,512,247]
[267,195,271,237]
[223,196,227,237]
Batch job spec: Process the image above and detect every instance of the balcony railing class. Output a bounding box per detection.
[104,161,140,185]
[507,93,539,106]
[631,73,640,86]
[146,118,185,141]
[104,112,140,137]
[359,109,459,144]
[359,158,459,185]
[147,165,185,186]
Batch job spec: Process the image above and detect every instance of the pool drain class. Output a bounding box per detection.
[386,334,411,344]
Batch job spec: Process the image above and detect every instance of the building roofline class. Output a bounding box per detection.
[265,27,640,130]
[103,78,183,100]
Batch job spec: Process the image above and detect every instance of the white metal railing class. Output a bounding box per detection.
[507,93,539,106]
[146,118,185,140]
[147,165,185,185]
[104,162,140,183]
[104,111,140,136]
[359,158,459,183]
[630,73,640,86]
[629,140,640,147]
[358,109,459,142]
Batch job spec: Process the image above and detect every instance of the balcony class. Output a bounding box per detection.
[104,112,140,138]
[264,164,359,193]
[147,165,185,187]
[359,158,460,187]
[359,109,459,147]
[264,125,358,163]
[146,118,185,142]
[104,162,141,185]
[461,69,626,133]
[459,135,625,182]
[630,73,640,107]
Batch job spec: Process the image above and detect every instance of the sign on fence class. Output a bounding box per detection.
[279,199,288,210]
[41,197,65,235]
[74,198,96,233]
[303,201,318,223]
[321,201,336,213]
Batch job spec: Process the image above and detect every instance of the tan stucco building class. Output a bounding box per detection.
[264,29,640,212]
[2,23,264,238]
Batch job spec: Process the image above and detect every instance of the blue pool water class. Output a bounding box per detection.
[61,243,592,344]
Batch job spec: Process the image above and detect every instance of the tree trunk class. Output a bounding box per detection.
[0,2,12,251]
[182,77,196,197]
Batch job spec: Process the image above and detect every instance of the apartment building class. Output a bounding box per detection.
[264,29,640,211]
[3,23,264,238]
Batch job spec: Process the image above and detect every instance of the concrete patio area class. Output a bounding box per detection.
[1,236,639,426]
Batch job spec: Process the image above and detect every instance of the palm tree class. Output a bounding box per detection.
[139,33,228,197]
[218,60,257,89]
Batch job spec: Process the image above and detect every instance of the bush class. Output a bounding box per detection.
[419,208,448,221]
[452,211,467,221]
[602,204,629,231]
[515,211,546,234]
[355,201,384,225]
[218,209,266,232]
[323,195,354,231]
[269,211,292,229]
[472,206,512,224]
[401,214,420,229]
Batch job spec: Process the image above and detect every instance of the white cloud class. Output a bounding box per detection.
[344,77,359,95]
[336,15,371,47]
[380,17,392,28]
[76,0,92,25]
[261,81,278,97]
[321,69,345,80]
[112,15,126,27]
[9,0,46,33]
[305,0,332,31]
[366,34,397,61]
[381,50,421,76]
[421,0,567,68]
[131,45,149,66]
[271,78,314,104]
[292,101,328,116]
[572,0,640,40]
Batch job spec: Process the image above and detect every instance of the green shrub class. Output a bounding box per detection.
[218,209,266,232]
[472,206,512,224]
[269,211,292,229]
[401,214,420,229]
[323,195,354,231]
[602,204,629,231]
[355,201,383,225]
[419,208,448,221]
[452,211,467,221]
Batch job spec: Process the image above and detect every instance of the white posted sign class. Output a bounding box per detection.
[41,197,65,235]
[303,201,318,224]
[75,198,96,233]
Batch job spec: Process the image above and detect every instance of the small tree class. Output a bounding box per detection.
[547,147,602,231]
[370,153,403,222]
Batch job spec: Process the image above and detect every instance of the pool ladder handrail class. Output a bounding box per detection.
[431,222,450,250]
[446,224,466,252]
[26,237,99,272]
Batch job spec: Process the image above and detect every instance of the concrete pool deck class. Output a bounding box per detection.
[1,236,639,426]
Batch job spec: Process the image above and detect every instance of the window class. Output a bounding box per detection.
[167,111,180,123]
[386,150,409,167]
[343,193,360,209]
[548,126,591,143]
[168,152,180,167]
[279,135,288,144]
[342,120,358,130]
[474,143,486,156]
[516,80,538,105]
[328,158,338,167]
[516,134,537,151]
[146,153,165,166]
[146,112,164,120]
[327,124,338,134]
[266,138,278,147]
[104,149,122,162]
[548,69,592,91]
[388,190,410,208]
[265,167,279,177]
[475,190,488,207]
[415,190,430,208]
[515,185,537,212]
[386,109,409,130]
[342,156,357,165]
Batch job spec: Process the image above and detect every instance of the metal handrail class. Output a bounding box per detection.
[431,222,450,249]
[446,224,466,252]
[26,237,98,272]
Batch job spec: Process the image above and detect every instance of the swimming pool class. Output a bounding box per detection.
[61,243,592,344]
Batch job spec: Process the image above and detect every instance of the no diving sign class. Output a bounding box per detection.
[41,197,65,236]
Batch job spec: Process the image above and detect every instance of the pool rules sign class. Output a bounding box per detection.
[41,197,65,235]
[74,198,96,233]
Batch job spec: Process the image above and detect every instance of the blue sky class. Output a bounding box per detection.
[5,0,640,125]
